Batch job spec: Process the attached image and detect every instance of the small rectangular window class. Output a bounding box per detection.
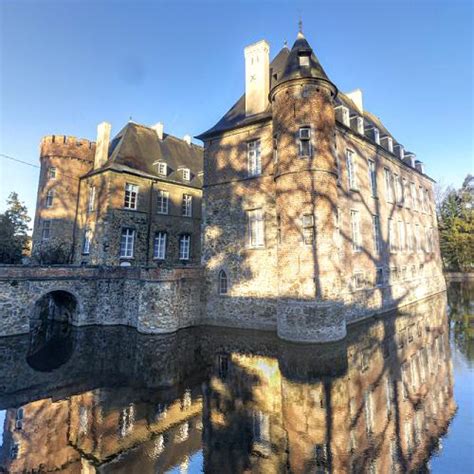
[157,190,169,214]
[179,234,191,260]
[153,232,167,260]
[302,214,314,245]
[368,160,377,196]
[46,190,54,208]
[395,174,403,205]
[346,150,357,189]
[124,183,138,210]
[372,215,381,254]
[376,268,384,287]
[248,139,262,176]
[374,128,380,145]
[42,220,51,240]
[350,210,361,252]
[247,209,265,248]
[384,168,394,203]
[82,229,92,254]
[88,186,96,212]
[411,182,417,211]
[48,167,56,179]
[120,228,135,258]
[157,162,167,176]
[182,168,191,181]
[298,127,312,157]
[182,194,192,217]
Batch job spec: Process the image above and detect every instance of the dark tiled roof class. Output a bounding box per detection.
[91,122,203,188]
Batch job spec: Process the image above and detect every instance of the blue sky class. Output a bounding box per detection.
[0,0,472,222]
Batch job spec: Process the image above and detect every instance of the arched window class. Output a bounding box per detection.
[218,270,228,295]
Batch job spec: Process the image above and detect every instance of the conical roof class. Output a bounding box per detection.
[272,32,336,94]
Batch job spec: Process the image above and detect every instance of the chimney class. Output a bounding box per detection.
[244,40,270,116]
[183,134,192,145]
[346,89,364,114]
[152,122,164,140]
[94,121,111,169]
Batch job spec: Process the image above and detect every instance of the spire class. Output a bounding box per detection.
[298,18,304,37]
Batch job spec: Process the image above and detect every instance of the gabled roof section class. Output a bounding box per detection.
[196,46,290,140]
[272,32,335,91]
[89,122,203,187]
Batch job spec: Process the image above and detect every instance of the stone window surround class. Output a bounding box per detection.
[124,183,139,210]
[120,227,135,259]
[218,269,229,295]
[179,234,191,260]
[246,208,265,249]
[247,138,262,177]
[153,231,167,260]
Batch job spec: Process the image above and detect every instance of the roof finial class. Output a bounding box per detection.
[284,39,288,48]
[298,18,303,34]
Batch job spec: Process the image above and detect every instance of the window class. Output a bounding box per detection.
[179,234,191,260]
[406,223,413,252]
[372,215,381,254]
[364,392,374,435]
[252,411,270,445]
[346,150,357,189]
[9,442,19,460]
[398,220,405,252]
[88,186,96,212]
[48,166,57,179]
[82,229,92,255]
[182,194,192,217]
[157,190,169,214]
[247,209,265,248]
[302,214,315,245]
[15,407,24,430]
[299,54,310,67]
[373,128,380,145]
[425,189,431,214]
[156,162,167,176]
[181,168,191,181]
[218,270,228,295]
[376,267,384,286]
[336,153,341,186]
[384,168,394,203]
[341,107,350,126]
[402,178,408,207]
[42,220,51,240]
[415,224,421,252]
[350,210,361,252]
[273,134,278,164]
[395,174,403,205]
[153,232,167,260]
[119,405,135,438]
[419,186,424,212]
[248,139,262,176]
[411,182,417,211]
[46,189,54,208]
[356,116,364,135]
[120,228,135,258]
[368,160,377,196]
[389,219,397,253]
[298,127,312,157]
[124,183,138,210]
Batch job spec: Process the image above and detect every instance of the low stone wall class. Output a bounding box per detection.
[0,265,202,337]
[445,272,474,281]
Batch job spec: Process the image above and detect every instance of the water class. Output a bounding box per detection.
[0,281,472,473]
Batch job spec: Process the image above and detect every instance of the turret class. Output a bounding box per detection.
[270,28,345,342]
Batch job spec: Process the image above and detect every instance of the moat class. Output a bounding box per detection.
[0,281,472,473]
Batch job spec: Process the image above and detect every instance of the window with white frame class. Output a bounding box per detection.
[372,215,381,254]
[82,229,92,255]
[356,116,364,135]
[368,160,377,196]
[179,234,191,260]
[157,190,169,214]
[373,128,380,145]
[153,232,167,260]
[247,139,262,176]
[48,166,56,179]
[247,209,265,248]
[182,194,192,217]
[181,168,191,181]
[302,214,315,245]
[342,107,350,126]
[218,270,228,295]
[124,183,138,210]
[411,182,417,211]
[120,228,135,258]
[350,210,361,252]
[398,220,405,252]
[346,149,357,189]
[395,174,403,205]
[402,178,408,207]
[384,168,394,203]
[156,162,167,176]
[46,189,54,208]
[298,127,312,157]
[42,220,51,240]
[88,186,96,212]
[389,219,397,253]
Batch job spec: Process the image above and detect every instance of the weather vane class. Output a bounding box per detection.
[298,18,303,34]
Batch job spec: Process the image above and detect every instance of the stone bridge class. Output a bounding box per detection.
[0,265,203,337]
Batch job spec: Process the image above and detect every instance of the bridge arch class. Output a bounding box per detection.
[31,289,81,326]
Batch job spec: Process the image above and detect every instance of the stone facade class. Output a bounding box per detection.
[32,122,203,268]
[197,30,446,342]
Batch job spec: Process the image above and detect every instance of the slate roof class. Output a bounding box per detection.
[88,122,203,188]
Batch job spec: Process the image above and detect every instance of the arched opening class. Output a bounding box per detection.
[27,290,77,372]
[218,270,228,295]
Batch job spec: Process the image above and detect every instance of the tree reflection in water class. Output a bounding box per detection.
[0,289,462,473]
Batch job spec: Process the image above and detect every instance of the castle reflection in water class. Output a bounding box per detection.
[0,292,456,473]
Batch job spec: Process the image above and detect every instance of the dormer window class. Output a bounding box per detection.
[299,54,310,67]
[381,136,394,153]
[356,117,364,135]
[298,127,312,157]
[342,108,350,127]
[374,128,380,145]
[181,168,191,181]
[156,162,167,176]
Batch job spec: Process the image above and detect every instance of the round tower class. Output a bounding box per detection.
[270,31,346,342]
[32,135,96,261]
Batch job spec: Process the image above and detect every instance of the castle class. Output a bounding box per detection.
[29,28,446,342]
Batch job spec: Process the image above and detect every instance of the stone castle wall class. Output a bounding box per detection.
[0,265,202,337]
